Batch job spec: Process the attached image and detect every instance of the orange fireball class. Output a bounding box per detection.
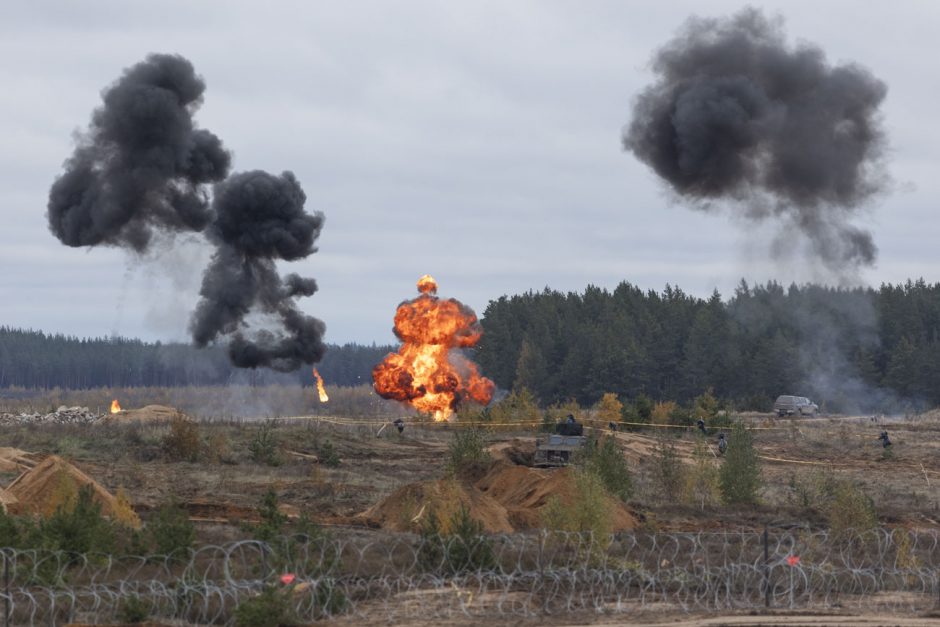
[110,399,122,414]
[373,275,494,421]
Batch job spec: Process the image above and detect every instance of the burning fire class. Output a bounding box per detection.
[110,399,122,414]
[372,275,495,421]
[313,368,329,403]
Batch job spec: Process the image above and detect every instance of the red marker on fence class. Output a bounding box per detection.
[786,555,800,566]
[280,573,296,585]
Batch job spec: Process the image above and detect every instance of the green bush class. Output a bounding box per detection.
[718,422,762,505]
[579,436,633,502]
[318,440,340,467]
[652,436,685,502]
[418,504,496,574]
[251,490,288,543]
[38,484,115,555]
[446,429,491,476]
[148,501,195,556]
[117,595,150,623]
[248,420,281,466]
[827,480,878,536]
[162,415,201,462]
[234,585,298,627]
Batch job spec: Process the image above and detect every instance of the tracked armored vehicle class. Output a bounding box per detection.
[534,415,587,467]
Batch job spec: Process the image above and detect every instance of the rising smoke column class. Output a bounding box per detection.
[47,54,231,251]
[47,54,327,371]
[624,8,888,272]
[190,171,327,371]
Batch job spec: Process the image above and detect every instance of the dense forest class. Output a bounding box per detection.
[475,280,940,413]
[5,279,940,413]
[0,327,393,389]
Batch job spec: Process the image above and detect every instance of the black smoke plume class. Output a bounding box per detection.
[190,171,327,371]
[47,54,326,371]
[48,54,231,251]
[624,8,888,272]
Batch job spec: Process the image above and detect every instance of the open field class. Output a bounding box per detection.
[3,395,940,623]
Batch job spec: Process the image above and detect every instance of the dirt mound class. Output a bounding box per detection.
[0,488,17,513]
[487,438,536,466]
[0,447,40,472]
[6,455,141,527]
[360,477,513,533]
[362,460,636,533]
[103,404,190,424]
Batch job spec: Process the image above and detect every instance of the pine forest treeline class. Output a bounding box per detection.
[0,328,393,390]
[5,279,940,413]
[475,279,940,413]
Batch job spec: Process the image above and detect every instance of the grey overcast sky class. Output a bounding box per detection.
[1,1,938,345]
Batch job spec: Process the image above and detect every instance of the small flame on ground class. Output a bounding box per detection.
[313,368,329,402]
[110,399,122,414]
[372,275,494,421]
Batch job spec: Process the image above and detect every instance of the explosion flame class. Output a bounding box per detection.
[110,399,122,414]
[373,275,494,421]
[313,368,329,403]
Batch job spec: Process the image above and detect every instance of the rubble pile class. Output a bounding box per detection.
[0,405,103,426]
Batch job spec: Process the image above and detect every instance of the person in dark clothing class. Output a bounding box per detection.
[697,419,706,435]
[393,418,404,434]
[878,430,891,448]
[556,414,583,436]
[608,421,618,432]
[717,432,727,455]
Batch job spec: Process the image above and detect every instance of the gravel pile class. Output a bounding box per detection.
[0,406,102,426]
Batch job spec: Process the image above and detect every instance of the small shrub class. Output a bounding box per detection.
[580,436,632,502]
[826,479,877,536]
[541,470,613,539]
[318,440,340,467]
[249,420,281,466]
[38,484,115,555]
[718,422,762,505]
[651,401,677,425]
[446,429,491,477]
[148,501,195,556]
[418,504,496,574]
[162,416,201,462]
[204,430,232,464]
[487,388,541,424]
[684,439,721,510]
[593,393,623,426]
[234,585,298,627]
[652,436,685,502]
[117,596,150,623]
[113,487,142,529]
[252,490,288,542]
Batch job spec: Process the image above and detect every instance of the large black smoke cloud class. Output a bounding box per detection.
[190,171,327,370]
[624,8,888,272]
[47,54,326,371]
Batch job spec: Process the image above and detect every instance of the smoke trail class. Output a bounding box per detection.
[624,8,888,272]
[47,54,326,371]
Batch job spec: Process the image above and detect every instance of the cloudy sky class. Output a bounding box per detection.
[1,1,938,345]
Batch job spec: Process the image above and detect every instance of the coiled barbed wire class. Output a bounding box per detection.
[0,528,939,624]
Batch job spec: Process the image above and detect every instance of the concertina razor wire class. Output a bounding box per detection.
[1,528,940,624]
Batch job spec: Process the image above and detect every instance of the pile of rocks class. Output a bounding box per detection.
[0,406,102,426]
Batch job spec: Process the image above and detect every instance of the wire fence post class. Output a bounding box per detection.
[3,550,9,627]
[763,526,770,609]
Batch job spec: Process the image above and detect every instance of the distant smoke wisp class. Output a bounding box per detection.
[47,54,326,371]
[624,8,888,272]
